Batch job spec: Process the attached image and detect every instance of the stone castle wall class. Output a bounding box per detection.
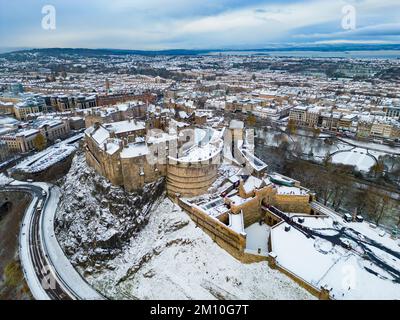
[121,155,166,192]
[230,185,276,228]
[166,158,219,198]
[271,194,311,213]
[85,138,124,187]
[178,198,247,260]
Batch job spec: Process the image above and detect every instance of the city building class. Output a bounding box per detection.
[14,97,45,121]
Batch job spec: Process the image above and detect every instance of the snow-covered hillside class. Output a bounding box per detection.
[55,153,165,272]
[85,199,314,300]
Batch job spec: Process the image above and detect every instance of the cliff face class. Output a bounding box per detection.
[55,152,165,274]
[0,191,32,300]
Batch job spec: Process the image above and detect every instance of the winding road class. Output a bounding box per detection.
[1,180,105,300]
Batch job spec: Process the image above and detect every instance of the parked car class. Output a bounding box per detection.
[356,215,364,223]
[344,213,353,222]
[342,239,352,249]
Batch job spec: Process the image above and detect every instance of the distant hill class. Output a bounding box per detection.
[1,44,400,57]
[0,48,211,57]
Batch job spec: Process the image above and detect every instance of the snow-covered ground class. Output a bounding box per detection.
[271,216,400,300]
[245,223,270,255]
[340,137,400,155]
[0,173,13,186]
[84,199,314,300]
[331,148,376,172]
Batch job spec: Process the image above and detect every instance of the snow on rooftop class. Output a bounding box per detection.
[240,148,268,172]
[276,185,308,196]
[229,212,245,234]
[15,144,77,173]
[147,132,176,145]
[175,141,221,163]
[91,126,110,145]
[228,195,252,206]
[229,119,244,130]
[170,129,223,163]
[245,223,270,255]
[103,141,120,155]
[15,128,39,137]
[120,143,149,159]
[243,176,263,194]
[178,111,189,119]
[0,173,12,186]
[104,119,145,134]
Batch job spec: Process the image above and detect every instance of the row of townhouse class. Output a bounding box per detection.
[358,117,400,139]
[289,106,400,140]
[45,94,97,112]
[224,94,292,120]
[43,91,157,113]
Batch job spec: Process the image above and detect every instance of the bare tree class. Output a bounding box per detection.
[365,187,393,226]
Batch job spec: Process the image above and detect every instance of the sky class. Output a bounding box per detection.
[0,0,399,50]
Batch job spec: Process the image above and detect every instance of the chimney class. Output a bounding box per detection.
[103,142,107,151]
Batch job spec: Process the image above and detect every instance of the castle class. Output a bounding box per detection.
[84,115,227,198]
[84,114,315,258]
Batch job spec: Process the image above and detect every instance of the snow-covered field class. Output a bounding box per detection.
[84,198,314,300]
[331,148,376,172]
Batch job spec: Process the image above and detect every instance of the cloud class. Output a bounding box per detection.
[315,39,399,44]
[294,23,400,41]
[1,0,399,49]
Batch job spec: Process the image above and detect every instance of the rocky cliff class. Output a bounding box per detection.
[55,152,165,275]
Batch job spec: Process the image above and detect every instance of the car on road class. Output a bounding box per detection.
[36,199,44,212]
[344,213,353,222]
[42,190,47,197]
